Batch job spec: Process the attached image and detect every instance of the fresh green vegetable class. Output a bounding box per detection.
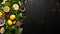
[0,0,27,34]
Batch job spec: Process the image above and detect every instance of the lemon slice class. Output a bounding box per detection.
[13,3,19,10]
[3,6,10,12]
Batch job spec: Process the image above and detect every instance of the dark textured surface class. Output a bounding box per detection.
[23,0,60,34]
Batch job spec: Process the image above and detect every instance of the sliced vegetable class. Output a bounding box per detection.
[0,27,5,34]
[16,21,21,26]
[3,6,10,12]
[20,6,26,12]
[13,3,19,10]
[12,20,16,24]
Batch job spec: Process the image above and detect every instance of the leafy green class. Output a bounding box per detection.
[0,0,27,34]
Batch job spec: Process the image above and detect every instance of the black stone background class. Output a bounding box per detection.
[23,0,60,34]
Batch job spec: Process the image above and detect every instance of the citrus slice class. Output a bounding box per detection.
[3,6,10,12]
[13,3,19,10]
